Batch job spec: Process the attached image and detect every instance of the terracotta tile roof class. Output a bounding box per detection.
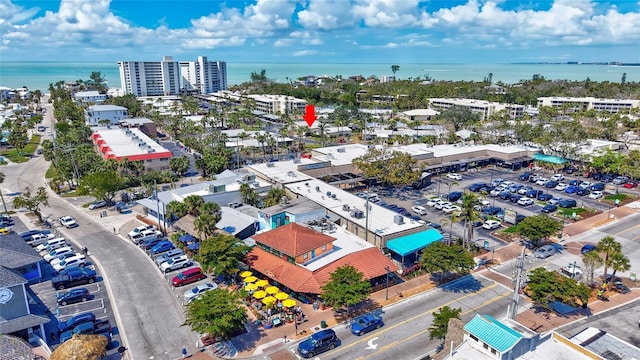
[245,246,398,295]
[251,223,335,257]
[246,247,321,294]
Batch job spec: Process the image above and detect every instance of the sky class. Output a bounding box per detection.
[1,0,639,63]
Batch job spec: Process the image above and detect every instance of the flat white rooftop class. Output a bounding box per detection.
[286,178,423,238]
[92,127,170,159]
[248,159,316,185]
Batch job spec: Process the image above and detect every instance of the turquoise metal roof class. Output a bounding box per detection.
[386,229,443,256]
[464,314,522,352]
[532,153,568,164]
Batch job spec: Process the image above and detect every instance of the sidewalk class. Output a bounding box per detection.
[563,201,640,237]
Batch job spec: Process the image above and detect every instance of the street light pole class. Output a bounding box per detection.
[153,180,162,234]
[385,266,391,300]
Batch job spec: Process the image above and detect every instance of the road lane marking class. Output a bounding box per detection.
[338,283,502,353]
[615,223,640,236]
[355,291,512,360]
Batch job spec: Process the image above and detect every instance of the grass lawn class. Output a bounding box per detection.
[1,135,41,163]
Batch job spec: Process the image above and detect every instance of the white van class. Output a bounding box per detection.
[35,238,66,253]
[27,233,55,247]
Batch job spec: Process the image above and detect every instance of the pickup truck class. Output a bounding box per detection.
[51,268,97,290]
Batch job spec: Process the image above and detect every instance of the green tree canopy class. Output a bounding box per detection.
[183,288,248,341]
[526,267,590,309]
[352,148,422,186]
[169,156,191,177]
[429,306,462,340]
[419,243,475,282]
[13,187,49,223]
[517,214,562,245]
[320,265,371,319]
[196,234,250,277]
[239,183,259,206]
[597,235,621,285]
[78,169,125,203]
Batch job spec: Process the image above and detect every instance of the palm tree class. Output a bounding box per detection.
[183,195,204,216]
[597,236,621,286]
[607,252,630,284]
[458,192,481,250]
[391,65,400,79]
[165,200,187,222]
[439,212,459,246]
[582,251,603,284]
[194,213,217,240]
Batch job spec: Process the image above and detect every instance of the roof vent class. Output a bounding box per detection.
[393,215,404,225]
[267,162,275,167]
[350,209,364,219]
[337,147,346,153]
[315,186,321,192]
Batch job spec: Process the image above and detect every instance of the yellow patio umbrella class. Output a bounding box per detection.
[244,276,258,283]
[262,296,277,305]
[255,279,269,287]
[253,290,267,299]
[282,299,297,308]
[274,292,289,301]
[239,271,253,278]
[265,286,279,295]
[244,283,258,292]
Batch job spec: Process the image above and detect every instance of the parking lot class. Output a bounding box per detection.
[11,216,123,353]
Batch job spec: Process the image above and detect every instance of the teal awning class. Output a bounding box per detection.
[386,229,443,256]
[532,153,568,165]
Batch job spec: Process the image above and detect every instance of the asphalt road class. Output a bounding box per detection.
[3,102,198,360]
[279,275,513,360]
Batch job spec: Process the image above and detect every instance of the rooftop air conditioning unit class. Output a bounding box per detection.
[342,204,350,211]
[337,147,346,153]
[326,191,332,197]
[305,182,310,187]
[315,186,321,192]
[393,215,404,225]
[331,194,337,199]
[281,196,288,205]
[267,162,275,167]
[350,209,364,219]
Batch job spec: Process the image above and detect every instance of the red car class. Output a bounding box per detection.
[623,181,638,188]
[171,267,205,287]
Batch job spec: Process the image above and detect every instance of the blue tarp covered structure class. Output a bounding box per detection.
[179,234,195,243]
[386,229,443,256]
[187,242,200,251]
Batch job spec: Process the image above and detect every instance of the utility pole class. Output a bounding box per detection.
[385,266,391,300]
[509,245,526,320]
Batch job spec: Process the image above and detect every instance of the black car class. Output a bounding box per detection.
[468,183,486,192]
[471,221,484,227]
[499,191,512,200]
[448,191,463,202]
[576,188,590,196]
[483,206,502,215]
[564,166,579,174]
[479,184,495,193]
[57,288,90,306]
[541,204,558,213]
[519,171,533,181]
[558,199,577,208]
[140,237,163,250]
[545,180,559,188]
[537,193,553,201]
[509,194,522,203]
[614,282,631,294]
[526,189,543,198]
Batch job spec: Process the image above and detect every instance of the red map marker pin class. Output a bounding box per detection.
[303,104,317,127]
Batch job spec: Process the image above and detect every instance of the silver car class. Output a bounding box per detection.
[533,245,556,259]
[155,249,185,266]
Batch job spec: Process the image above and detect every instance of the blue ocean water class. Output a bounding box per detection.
[1,61,638,92]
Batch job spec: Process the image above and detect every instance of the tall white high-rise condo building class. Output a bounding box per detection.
[118,55,227,96]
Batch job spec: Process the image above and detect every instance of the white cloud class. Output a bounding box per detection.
[292,49,319,57]
[297,0,356,30]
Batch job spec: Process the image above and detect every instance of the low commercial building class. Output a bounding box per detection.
[429,98,524,120]
[246,94,307,115]
[120,117,157,138]
[400,109,439,123]
[537,96,640,114]
[85,104,128,126]
[90,127,172,169]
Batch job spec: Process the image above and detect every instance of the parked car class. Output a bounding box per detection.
[558,199,577,208]
[612,176,629,185]
[517,197,534,206]
[483,206,502,216]
[468,183,486,192]
[550,174,564,182]
[554,183,569,191]
[580,244,597,254]
[426,222,442,232]
[590,183,605,191]
[35,237,66,252]
[576,188,590,196]
[588,191,604,199]
[53,254,87,273]
[127,224,156,239]
[150,240,175,255]
[183,282,218,302]
[171,267,206,287]
[57,312,96,333]
[43,246,74,262]
[623,181,638,188]
[614,281,631,294]
[565,185,581,194]
[447,191,463,202]
[482,220,501,230]
[131,229,162,245]
[60,319,111,344]
[579,181,592,189]
[350,314,384,335]
[545,180,559,188]
[155,249,186,266]
[526,189,543,198]
[533,245,556,259]
[529,174,542,183]
[517,186,532,195]
[559,263,583,279]
[519,171,533,181]
[411,206,427,216]
[536,178,549,186]
[140,237,163,250]
[537,193,553,201]
[57,288,90,306]
[446,173,462,180]
[297,329,339,358]
[541,204,558,213]
[442,204,461,215]
[88,200,107,210]
[564,166,579,174]
[59,216,77,228]
[160,255,192,273]
[51,268,97,290]
[548,197,563,205]
[50,252,82,267]
[28,233,56,247]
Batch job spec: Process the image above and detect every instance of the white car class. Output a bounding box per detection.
[499,181,513,188]
[88,200,107,210]
[446,173,462,180]
[588,191,603,199]
[435,201,451,210]
[579,181,592,189]
[489,189,502,197]
[550,174,564,182]
[50,252,83,267]
[536,178,549,186]
[59,216,77,228]
[43,246,74,262]
[35,238,66,253]
[426,199,439,207]
[52,254,86,272]
[559,263,583,279]
[184,282,218,302]
[517,197,534,206]
[411,206,428,215]
[160,255,191,273]
[442,204,461,215]
[482,220,501,230]
[127,224,156,239]
[554,183,568,191]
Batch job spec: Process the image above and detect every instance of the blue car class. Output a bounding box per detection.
[57,312,96,333]
[150,240,175,255]
[537,193,553,201]
[297,329,339,358]
[351,314,384,335]
[565,185,581,194]
[591,183,605,191]
[545,180,559,188]
[483,206,502,215]
[541,204,557,213]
